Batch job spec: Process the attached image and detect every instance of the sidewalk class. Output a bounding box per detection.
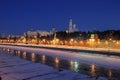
[0,51,107,80]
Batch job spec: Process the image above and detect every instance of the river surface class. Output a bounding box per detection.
[0,47,120,80]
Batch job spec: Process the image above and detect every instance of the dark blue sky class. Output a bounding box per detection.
[0,0,120,35]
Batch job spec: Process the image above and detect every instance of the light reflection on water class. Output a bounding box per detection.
[90,64,95,77]
[23,52,26,59]
[54,57,59,68]
[17,51,21,57]
[31,53,35,62]
[42,55,46,64]
[69,60,74,70]
[108,69,112,79]
[73,61,79,72]
[0,47,120,80]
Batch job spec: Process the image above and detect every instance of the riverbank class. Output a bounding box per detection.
[1,43,120,56]
[0,49,109,80]
[0,44,120,70]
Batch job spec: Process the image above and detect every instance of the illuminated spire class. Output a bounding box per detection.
[69,18,73,33]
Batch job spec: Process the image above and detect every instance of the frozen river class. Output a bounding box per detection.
[0,45,120,80]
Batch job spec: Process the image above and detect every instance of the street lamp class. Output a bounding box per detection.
[70,38,74,46]
[108,38,112,51]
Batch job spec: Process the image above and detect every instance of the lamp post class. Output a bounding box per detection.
[108,31,113,51]
[70,38,74,46]
[53,32,56,45]
[108,38,112,51]
[24,32,28,44]
[36,32,40,45]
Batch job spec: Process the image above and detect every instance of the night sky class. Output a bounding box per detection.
[0,0,120,35]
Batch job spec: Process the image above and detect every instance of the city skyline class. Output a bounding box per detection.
[0,0,120,35]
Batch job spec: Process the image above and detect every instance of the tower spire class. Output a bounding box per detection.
[69,18,73,33]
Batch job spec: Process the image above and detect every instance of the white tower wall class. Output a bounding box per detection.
[69,18,73,33]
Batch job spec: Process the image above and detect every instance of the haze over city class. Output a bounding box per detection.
[0,0,120,35]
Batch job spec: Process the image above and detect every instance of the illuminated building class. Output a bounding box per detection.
[69,18,78,33]
[26,30,50,38]
[69,18,73,33]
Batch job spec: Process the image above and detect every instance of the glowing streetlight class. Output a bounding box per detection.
[70,38,74,46]
[89,34,95,48]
